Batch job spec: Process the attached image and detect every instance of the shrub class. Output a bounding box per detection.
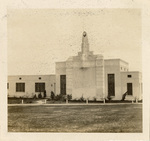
[79,96,85,102]
[54,94,72,101]
[54,94,65,101]
[107,96,111,101]
[38,93,42,99]
[67,94,72,100]
[51,91,55,100]
[93,97,97,102]
[44,90,47,98]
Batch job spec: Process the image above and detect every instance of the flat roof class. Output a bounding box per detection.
[104,58,128,64]
[121,71,142,73]
[8,74,55,77]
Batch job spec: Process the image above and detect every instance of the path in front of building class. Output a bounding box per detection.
[8,103,142,106]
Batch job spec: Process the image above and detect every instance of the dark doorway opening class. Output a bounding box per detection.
[127,83,133,95]
[60,75,66,95]
[108,74,115,96]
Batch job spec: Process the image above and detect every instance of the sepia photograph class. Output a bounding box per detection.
[7,9,143,133]
[1,0,150,140]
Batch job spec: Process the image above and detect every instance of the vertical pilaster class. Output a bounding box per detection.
[66,61,73,95]
[96,57,105,99]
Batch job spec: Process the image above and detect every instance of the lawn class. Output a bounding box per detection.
[8,104,142,132]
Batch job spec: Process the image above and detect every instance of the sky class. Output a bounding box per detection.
[7,9,142,75]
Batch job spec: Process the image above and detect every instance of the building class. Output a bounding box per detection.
[7,31,142,100]
[7,75,56,98]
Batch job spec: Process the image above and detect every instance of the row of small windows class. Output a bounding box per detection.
[11,83,46,92]
[18,77,42,80]
[121,67,128,71]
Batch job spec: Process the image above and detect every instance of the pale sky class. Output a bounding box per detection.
[7,9,141,75]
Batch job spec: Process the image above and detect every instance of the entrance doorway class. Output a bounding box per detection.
[60,75,66,94]
[108,74,115,96]
[127,83,132,95]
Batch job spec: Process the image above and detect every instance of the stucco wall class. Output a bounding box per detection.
[71,66,96,99]
[121,72,142,100]
[55,62,66,95]
[56,54,105,100]
[7,75,56,98]
[104,59,129,100]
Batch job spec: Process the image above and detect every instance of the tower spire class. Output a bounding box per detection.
[81,31,89,55]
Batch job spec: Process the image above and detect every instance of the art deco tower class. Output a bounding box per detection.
[56,31,105,100]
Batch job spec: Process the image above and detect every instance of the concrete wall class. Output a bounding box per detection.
[56,54,105,100]
[104,59,129,100]
[121,71,142,100]
[71,66,96,99]
[55,62,66,95]
[7,75,56,98]
[95,57,105,99]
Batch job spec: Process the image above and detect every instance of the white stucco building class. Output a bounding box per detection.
[7,75,56,98]
[7,32,142,100]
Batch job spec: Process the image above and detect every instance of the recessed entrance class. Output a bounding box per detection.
[127,83,132,95]
[60,75,66,95]
[108,74,115,96]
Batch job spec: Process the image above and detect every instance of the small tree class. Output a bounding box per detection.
[67,94,72,100]
[44,90,47,98]
[80,95,85,102]
[38,92,42,99]
[51,91,55,100]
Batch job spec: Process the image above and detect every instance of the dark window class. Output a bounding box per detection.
[127,75,132,78]
[127,83,133,95]
[16,83,25,92]
[39,77,41,80]
[19,77,22,80]
[35,83,45,92]
[60,75,66,94]
[108,74,115,96]
[7,83,9,89]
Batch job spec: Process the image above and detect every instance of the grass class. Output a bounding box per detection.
[8,104,142,132]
